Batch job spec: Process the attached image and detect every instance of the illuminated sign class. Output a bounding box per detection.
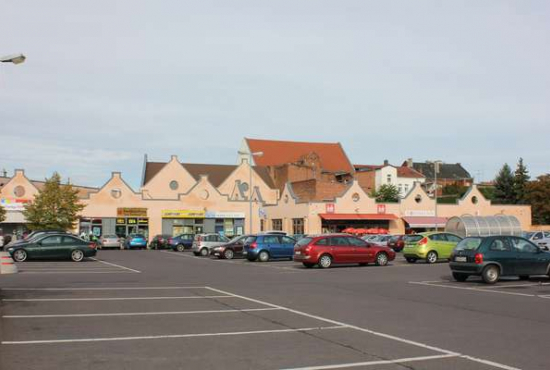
[117,208,147,217]
[161,210,206,219]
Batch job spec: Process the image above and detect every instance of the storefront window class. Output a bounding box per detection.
[292,218,304,235]
[272,219,282,231]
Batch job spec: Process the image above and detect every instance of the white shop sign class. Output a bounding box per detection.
[404,210,435,217]
[205,211,245,219]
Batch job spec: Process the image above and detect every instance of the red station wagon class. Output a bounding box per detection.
[294,234,396,268]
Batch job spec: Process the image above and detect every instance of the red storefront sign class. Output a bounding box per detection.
[325,203,335,214]
[377,204,386,214]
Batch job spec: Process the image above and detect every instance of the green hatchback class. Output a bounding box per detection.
[403,232,463,264]
[7,233,97,262]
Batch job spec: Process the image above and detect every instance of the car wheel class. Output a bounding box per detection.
[519,275,529,280]
[318,254,332,269]
[375,253,389,266]
[176,244,185,252]
[193,252,200,256]
[13,249,27,262]
[482,265,500,284]
[71,249,84,262]
[426,251,438,264]
[452,272,469,282]
[258,250,270,262]
[200,248,209,257]
[302,262,314,268]
[405,257,417,263]
[223,249,234,260]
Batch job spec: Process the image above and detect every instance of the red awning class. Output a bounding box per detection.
[319,213,398,221]
[403,216,448,228]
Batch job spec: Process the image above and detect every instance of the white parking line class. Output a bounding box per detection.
[281,354,458,370]
[19,271,132,274]
[2,295,234,302]
[204,287,521,370]
[1,286,209,291]
[409,281,539,298]
[89,258,141,273]
[3,307,282,319]
[1,325,346,345]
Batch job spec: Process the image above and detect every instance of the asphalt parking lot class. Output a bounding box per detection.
[1,250,549,370]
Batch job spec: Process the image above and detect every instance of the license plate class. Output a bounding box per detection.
[455,256,467,262]
[243,251,247,255]
[295,251,301,255]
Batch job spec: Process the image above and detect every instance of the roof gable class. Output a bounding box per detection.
[409,162,472,180]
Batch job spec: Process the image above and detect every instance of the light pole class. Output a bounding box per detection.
[1,54,26,65]
[238,150,264,234]
[426,160,442,231]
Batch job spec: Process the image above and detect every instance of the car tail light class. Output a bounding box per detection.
[89,242,97,249]
[475,253,483,265]
[418,237,428,246]
[249,242,257,249]
[168,238,173,244]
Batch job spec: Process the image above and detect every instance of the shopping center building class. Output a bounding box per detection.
[0,138,534,240]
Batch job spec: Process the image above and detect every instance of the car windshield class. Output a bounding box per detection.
[104,235,117,238]
[455,237,483,251]
[405,235,423,243]
[523,232,535,239]
[389,236,400,242]
[296,237,312,247]
[130,234,145,238]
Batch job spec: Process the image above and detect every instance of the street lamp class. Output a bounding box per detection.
[1,54,26,65]
[238,150,264,234]
[426,160,442,231]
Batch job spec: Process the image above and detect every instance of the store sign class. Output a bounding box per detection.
[325,203,335,214]
[127,218,137,225]
[404,210,435,217]
[205,211,245,219]
[117,208,147,217]
[116,218,126,225]
[377,204,386,214]
[161,210,206,219]
[0,198,30,211]
[138,219,149,225]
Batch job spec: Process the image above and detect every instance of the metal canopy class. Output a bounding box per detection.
[444,215,522,238]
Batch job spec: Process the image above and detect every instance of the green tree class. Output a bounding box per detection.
[371,184,400,203]
[524,175,550,225]
[0,204,6,223]
[23,173,85,231]
[513,158,530,204]
[493,163,515,204]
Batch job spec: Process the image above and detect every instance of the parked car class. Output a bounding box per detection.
[99,234,121,249]
[294,234,396,268]
[523,231,550,251]
[123,234,148,249]
[6,230,68,247]
[6,234,97,262]
[149,234,173,250]
[243,234,296,262]
[449,235,550,284]
[263,231,288,236]
[387,235,406,252]
[363,234,392,247]
[192,233,230,256]
[210,235,250,259]
[403,232,463,263]
[168,233,195,252]
[292,234,306,242]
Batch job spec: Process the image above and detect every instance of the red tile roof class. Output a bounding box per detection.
[246,138,354,174]
[396,166,425,178]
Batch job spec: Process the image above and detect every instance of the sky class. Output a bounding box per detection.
[1,1,549,189]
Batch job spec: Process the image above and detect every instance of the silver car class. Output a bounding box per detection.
[524,231,550,251]
[192,233,230,257]
[362,234,392,247]
[100,234,122,249]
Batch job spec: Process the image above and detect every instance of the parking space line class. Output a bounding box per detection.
[1,325,346,345]
[204,287,521,370]
[19,271,132,274]
[409,281,538,298]
[2,295,234,302]
[89,258,141,273]
[280,354,458,370]
[1,286,208,291]
[3,307,282,319]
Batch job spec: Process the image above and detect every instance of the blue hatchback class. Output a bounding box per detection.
[243,234,296,262]
[168,233,195,252]
[124,234,148,249]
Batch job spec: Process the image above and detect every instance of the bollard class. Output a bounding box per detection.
[0,252,18,274]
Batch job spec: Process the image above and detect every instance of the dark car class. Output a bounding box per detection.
[387,235,406,252]
[6,234,97,262]
[210,235,250,259]
[149,234,173,250]
[243,234,296,262]
[168,234,195,252]
[449,236,550,284]
[6,229,68,247]
[293,234,396,268]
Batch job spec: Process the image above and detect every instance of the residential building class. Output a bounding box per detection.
[354,161,425,197]
[403,158,473,194]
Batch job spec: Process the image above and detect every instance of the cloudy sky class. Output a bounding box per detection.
[1,1,549,189]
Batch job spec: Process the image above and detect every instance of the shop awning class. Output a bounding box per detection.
[319,213,398,221]
[403,216,448,228]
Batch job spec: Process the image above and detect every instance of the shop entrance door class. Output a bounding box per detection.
[173,225,184,236]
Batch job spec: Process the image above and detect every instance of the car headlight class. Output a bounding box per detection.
[8,248,14,252]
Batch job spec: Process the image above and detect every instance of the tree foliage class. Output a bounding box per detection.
[513,157,530,204]
[23,173,85,231]
[0,204,6,223]
[493,163,515,204]
[371,184,400,203]
[525,175,550,225]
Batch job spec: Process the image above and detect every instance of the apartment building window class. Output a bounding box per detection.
[260,219,265,232]
[272,219,283,231]
[387,174,392,184]
[398,184,403,194]
[292,218,304,235]
[404,184,409,193]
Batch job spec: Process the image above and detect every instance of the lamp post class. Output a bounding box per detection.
[238,150,264,234]
[1,54,26,65]
[426,160,442,231]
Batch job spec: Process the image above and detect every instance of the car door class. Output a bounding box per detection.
[510,237,548,275]
[280,236,296,258]
[330,236,354,263]
[263,235,281,257]
[62,236,83,258]
[38,235,65,259]
[347,237,375,263]
[427,233,445,256]
[487,237,516,276]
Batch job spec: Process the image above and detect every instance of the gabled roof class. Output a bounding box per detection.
[407,162,472,180]
[142,162,275,189]
[0,176,98,199]
[354,164,383,171]
[245,138,354,174]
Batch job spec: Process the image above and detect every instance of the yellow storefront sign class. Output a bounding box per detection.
[162,210,206,219]
[117,208,148,217]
